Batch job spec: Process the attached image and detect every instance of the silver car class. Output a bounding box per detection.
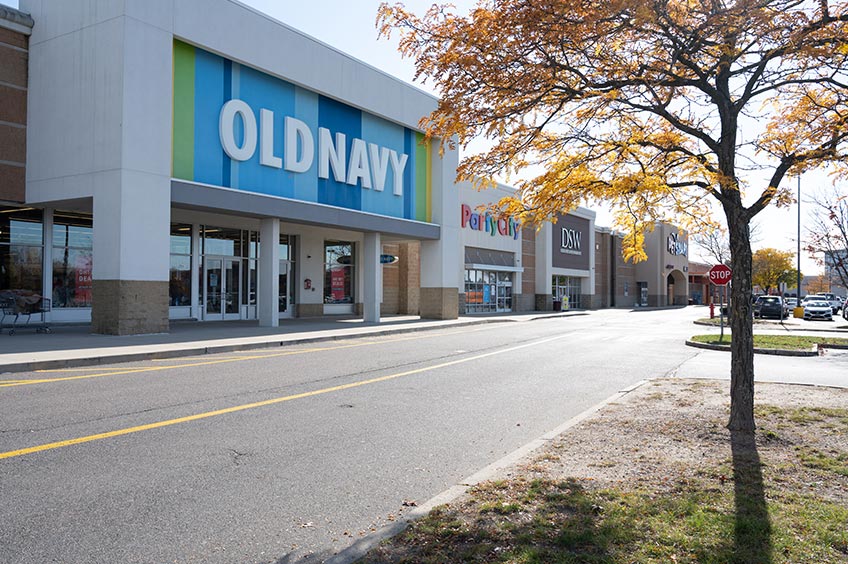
[803,300,833,321]
[803,293,842,314]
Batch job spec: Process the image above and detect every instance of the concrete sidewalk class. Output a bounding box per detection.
[0,311,586,374]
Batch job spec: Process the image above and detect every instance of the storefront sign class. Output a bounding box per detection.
[219,100,409,196]
[380,254,399,264]
[552,214,590,270]
[667,232,688,256]
[560,228,582,255]
[460,204,520,240]
[173,41,432,223]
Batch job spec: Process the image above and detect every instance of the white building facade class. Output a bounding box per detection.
[22,0,461,334]
[458,182,524,313]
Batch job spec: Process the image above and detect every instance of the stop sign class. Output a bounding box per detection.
[708,264,733,286]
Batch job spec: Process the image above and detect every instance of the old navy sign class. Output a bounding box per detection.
[172,40,432,223]
[561,228,582,255]
[461,204,521,240]
[219,100,408,196]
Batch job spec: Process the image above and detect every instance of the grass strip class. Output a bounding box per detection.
[362,476,848,564]
[689,334,848,351]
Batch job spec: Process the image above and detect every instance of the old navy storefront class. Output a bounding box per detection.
[170,40,436,323]
[22,0,460,334]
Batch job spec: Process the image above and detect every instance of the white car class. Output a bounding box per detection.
[803,300,833,321]
[802,293,842,314]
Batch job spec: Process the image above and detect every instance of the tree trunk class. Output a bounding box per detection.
[726,208,756,432]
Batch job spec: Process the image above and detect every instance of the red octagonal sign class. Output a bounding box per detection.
[708,264,733,286]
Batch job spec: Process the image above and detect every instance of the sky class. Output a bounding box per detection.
[2,0,839,274]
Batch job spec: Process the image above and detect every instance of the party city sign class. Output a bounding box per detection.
[172,41,432,223]
[461,204,521,240]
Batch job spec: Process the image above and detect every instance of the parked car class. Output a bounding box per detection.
[783,297,798,315]
[802,293,842,314]
[803,300,833,321]
[753,296,785,320]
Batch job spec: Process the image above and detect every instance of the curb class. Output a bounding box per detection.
[684,339,820,357]
[322,380,649,564]
[0,319,500,374]
[0,313,588,374]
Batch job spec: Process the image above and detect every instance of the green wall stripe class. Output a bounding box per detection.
[415,132,428,222]
[172,40,195,179]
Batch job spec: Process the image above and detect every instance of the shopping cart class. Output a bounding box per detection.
[0,295,51,335]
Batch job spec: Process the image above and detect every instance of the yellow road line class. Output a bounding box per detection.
[0,327,495,388]
[37,367,150,372]
[149,356,246,362]
[0,349,325,388]
[0,333,566,460]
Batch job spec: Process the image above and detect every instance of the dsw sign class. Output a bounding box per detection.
[561,228,582,255]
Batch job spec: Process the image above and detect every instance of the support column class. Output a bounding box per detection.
[42,208,53,322]
[420,139,461,319]
[363,231,381,323]
[259,218,280,327]
[91,171,171,335]
[397,242,420,314]
[191,224,201,320]
[536,221,554,311]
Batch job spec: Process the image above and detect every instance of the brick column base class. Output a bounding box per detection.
[535,294,552,311]
[296,303,323,317]
[420,287,459,319]
[513,293,534,312]
[91,280,169,335]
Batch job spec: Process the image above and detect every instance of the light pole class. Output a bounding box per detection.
[797,174,802,299]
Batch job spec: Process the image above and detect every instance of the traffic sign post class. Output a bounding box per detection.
[708,265,733,341]
[708,264,733,286]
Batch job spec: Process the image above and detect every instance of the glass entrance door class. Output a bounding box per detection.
[279,260,291,318]
[204,258,241,320]
[496,274,512,312]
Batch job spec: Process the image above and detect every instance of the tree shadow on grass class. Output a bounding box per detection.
[328,433,776,564]
[358,478,620,564]
[730,429,773,564]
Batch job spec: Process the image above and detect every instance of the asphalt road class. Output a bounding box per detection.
[0,308,844,563]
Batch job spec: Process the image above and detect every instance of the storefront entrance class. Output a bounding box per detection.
[667,274,675,307]
[552,275,582,309]
[204,257,242,320]
[279,259,292,318]
[465,269,513,313]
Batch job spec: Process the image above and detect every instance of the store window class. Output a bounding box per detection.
[53,211,93,308]
[169,224,192,306]
[279,235,295,312]
[246,231,258,307]
[464,268,512,313]
[0,207,44,299]
[552,275,582,309]
[324,241,354,304]
[203,226,243,256]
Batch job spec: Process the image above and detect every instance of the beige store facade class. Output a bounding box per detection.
[595,222,689,308]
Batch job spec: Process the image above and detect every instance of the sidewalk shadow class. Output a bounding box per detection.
[730,429,773,564]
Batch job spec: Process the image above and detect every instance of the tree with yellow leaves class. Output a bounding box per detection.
[751,248,799,293]
[379,0,848,432]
